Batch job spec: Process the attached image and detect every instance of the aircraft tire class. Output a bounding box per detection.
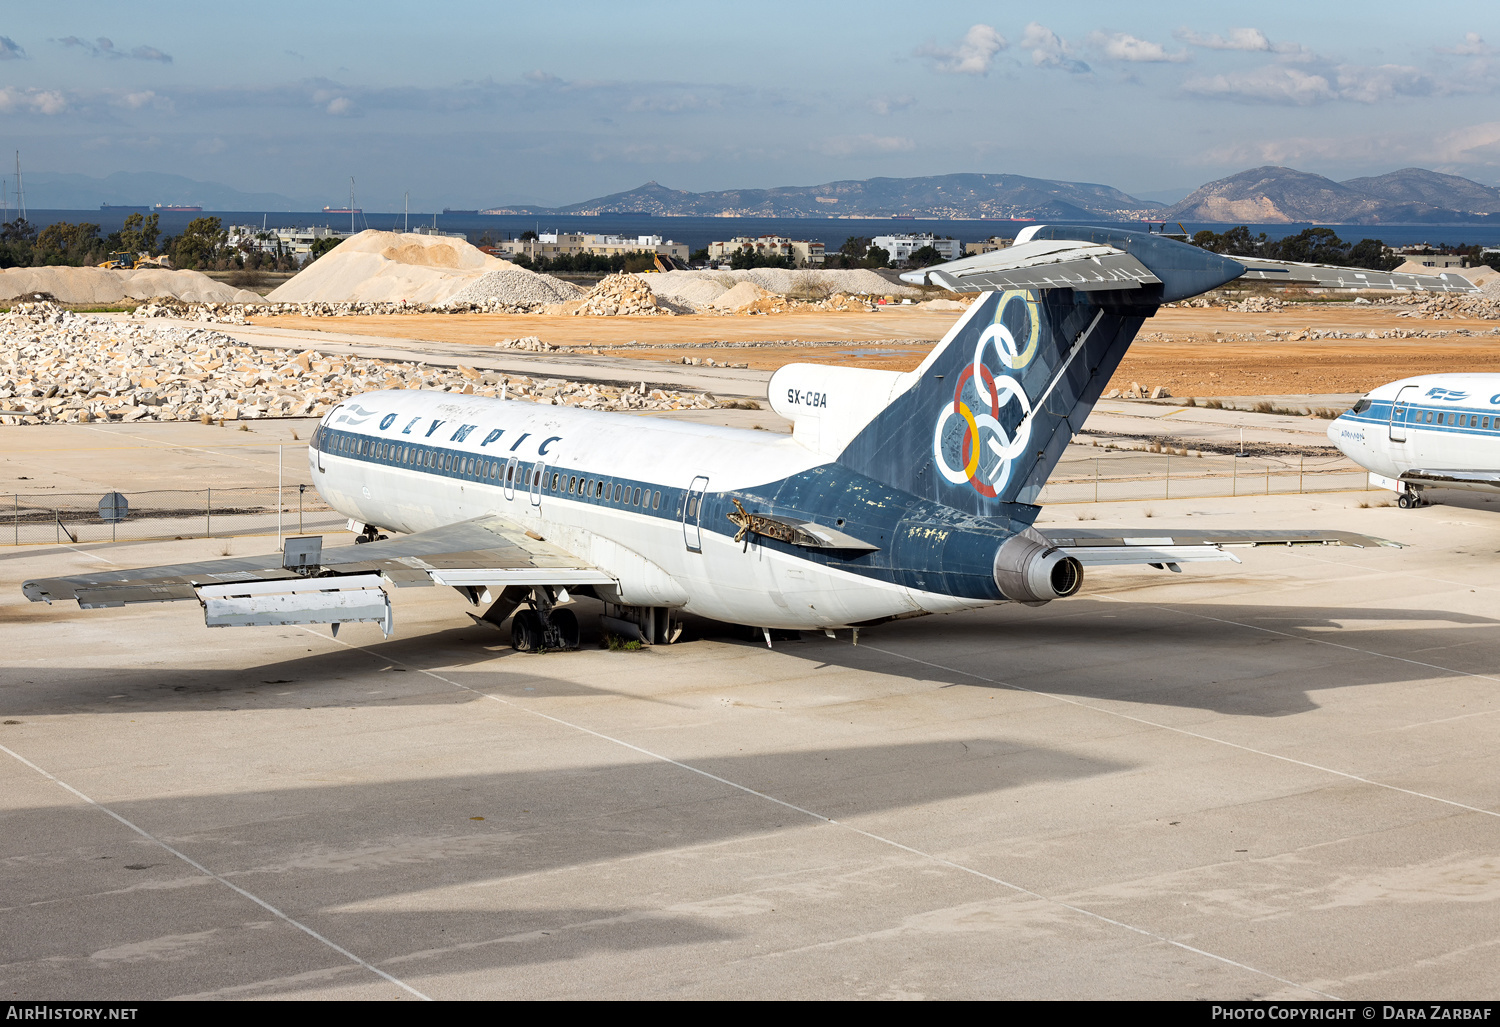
[512,609,545,652]
[1398,494,1413,509]
[549,609,580,650]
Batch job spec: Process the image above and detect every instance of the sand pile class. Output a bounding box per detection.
[573,274,667,316]
[0,266,259,305]
[0,303,720,426]
[710,282,774,310]
[267,230,519,305]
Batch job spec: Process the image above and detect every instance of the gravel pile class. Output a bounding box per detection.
[1226,295,1286,312]
[573,274,668,316]
[646,268,921,311]
[0,303,719,426]
[0,266,260,305]
[1383,289,1500,320]
[447,268,582,307]
[494,336,555,352]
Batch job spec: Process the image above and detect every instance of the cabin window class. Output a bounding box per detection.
[1460,415,1468,427]
[596,480,605,498]
[1486,417,1492,430]
[1425,411,1433,423]
[506,464,514,483]
[632,487,641,506]
[613,483,623,501]
[1447,413,1456,426]
[550,472,559,489]
[687,496,699,518]
[653,491,661,510]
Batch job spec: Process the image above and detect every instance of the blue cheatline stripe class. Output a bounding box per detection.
[1343,404,1500,436]
[314,425,686,523]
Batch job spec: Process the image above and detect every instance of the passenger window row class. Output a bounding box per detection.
[1411,410,1493,429]
[322,431,672,511]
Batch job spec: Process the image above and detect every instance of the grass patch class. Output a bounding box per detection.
[602,633,644,651]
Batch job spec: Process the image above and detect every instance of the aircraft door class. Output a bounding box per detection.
[530,460,545,506]
[683,475,708,552]
[1390,385,1418,442]
[503,456,519,500]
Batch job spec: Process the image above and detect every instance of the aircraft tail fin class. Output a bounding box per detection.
[831,226,1245,518]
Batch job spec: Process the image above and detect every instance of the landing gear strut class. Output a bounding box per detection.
[1397,490,1429,509]
[353,523,389,544]
[508,586,580,652]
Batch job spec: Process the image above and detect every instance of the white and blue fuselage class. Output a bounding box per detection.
[311,390,995,630]
[1328,373,1500,498]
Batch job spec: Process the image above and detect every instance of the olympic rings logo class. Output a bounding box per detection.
[932,291,1041,498]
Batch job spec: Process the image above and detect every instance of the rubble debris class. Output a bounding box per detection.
[0,303,721,426]
[573,274,668,316]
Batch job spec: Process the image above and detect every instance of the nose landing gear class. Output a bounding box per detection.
[1397,490,1429,509]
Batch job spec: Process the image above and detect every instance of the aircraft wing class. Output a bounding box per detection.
[1224,258,1477,293]
[1401,469,1500,494]
[898,239,1163,293]
[1038,527,1399,570]
[21,515,614,634]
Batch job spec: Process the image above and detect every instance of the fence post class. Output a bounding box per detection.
[298,484,305,533]
[1266,463,1270,495]
[1165,453,1170,500]
[1094,458,1099,504]
[1232,457,1237,497]
[1299,456,1304,494]
[206,487,211,538]
[13,494,16,547]
[277,446,283,552]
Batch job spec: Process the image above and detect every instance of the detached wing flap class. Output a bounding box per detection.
[1040,527,1399,568]
[1233,258,1478,293]
[22,515,614,608]
[1402,469,1500,494]
[899,240,1162,294]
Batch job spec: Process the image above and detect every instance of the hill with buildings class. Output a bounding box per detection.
[1160,167,1500,224]
[484,174,1164,221]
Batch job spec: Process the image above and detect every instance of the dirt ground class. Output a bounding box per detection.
[254,302,1500,397]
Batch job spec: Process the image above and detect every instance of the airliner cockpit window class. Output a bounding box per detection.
[1351,398,1372,414]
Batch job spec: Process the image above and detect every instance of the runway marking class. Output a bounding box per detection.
[0,741,431,1001]
[309,627,1334,1000]
[865,624,1500,823]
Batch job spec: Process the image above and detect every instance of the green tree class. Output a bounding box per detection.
[862,244,890,268]
[34,222,104,266]
[118,213,161,256]
[690,247,709,264]
[519,229,539,242]
[906,245,944,267]
[729,245,793,270]
[172,217,227,269]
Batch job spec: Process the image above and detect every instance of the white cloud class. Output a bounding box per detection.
[0,86,68,115]
[1021,23,1090,74]
[1186,61,1439,105]
[325,96,356,116]
[816,134,916,158]
[916,24,1006,75]
[1436,32,1493,57]
[1090,32,1188,64]
[1175,27,1305,55]
[869,94,916,116]
[0,35,25,60]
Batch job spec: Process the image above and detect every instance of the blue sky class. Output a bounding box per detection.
[0,1,1496,208]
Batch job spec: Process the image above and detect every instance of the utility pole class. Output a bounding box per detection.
[15,152,24,221]
[404,191,409,233]
[349,177,356,235]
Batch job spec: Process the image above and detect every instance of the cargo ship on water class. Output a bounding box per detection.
[442,208,479,215]
[154,203,202,212]
[100,204,150,213]
[324,206,362,214]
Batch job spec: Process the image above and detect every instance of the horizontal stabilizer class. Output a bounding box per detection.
[1233,258,1478,293]
[900,240,1162,293]
[1040,527,1399,569]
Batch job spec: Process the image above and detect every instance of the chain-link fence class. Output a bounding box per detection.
[5,486,344,546]
[1038,458,1373,505]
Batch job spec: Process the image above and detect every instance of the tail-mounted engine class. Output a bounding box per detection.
[993,530,1083,606]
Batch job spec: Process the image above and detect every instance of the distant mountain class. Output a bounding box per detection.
[1339,168,1500,215]
[1161,166,1500,224]
[17,172,311,212]
[485,174,1164,221]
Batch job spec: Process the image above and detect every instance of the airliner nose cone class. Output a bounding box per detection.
[1326,416,1348,455]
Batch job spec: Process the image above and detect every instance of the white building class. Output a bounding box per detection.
[707,235,825,267]
[494,233,689,263]
[872,233,961,263]
[227,224,350,263]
